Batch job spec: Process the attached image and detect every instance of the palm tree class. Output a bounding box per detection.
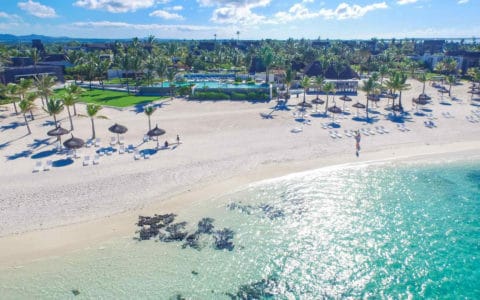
[24,91,37,120]
[417,72,428,96]
[285,68,293,99]
[360,77,376,120]
[5,83,20,114]
[379,65,389,86]
[300,76,310,104]
[144,105,156,131]
[155,57,168,87]
[446,75,456,97]
[35,74,56,108]
[62,91,76,131]
[166,67,176,99]
[44,98,64,127]
[18,78,33,103]
[19,97,36,134]
[260,46,274,83]
[323,82,335,115]
[84,104,106,140]
[65,84,84,116]
[385,72,409,112]
[314,76,324,100]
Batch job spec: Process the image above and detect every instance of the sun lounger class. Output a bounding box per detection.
[291,127,303,133]
[134,151,141,160]
[344,130,352,137]
[33,161,42,173]
[44,160,52,171]
[143,135,150,142]
[367,128,376,135]
[110,136,116,146]
[334,130,342,138]
[93,154,100,165]
[119,145,125,154]
[118,135,125,145]
[379,126,389,133]
[83,155,90,166]
[85,140,93,148]
[144,153,150,159]
[95,138,101,147]
[127,144,135,153]
[328,131,337,139]
[360,128,370,136]
[106,150,113,156]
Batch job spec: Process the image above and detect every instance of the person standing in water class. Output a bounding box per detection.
[355,130,361,157]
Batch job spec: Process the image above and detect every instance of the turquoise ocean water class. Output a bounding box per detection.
[1,157,479,299]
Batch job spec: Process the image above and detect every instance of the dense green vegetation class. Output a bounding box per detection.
[54,88,164,107]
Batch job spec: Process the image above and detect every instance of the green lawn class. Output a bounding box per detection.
[54,88,165,108]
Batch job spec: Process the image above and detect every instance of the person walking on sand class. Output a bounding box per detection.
[176,134,180,144]
[355,130,361,157]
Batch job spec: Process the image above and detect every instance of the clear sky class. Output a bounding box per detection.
[0,0,478,40]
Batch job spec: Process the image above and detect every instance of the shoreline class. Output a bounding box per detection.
[1,139,479,268]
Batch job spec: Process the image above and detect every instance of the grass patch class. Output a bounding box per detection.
[54,88,165,108]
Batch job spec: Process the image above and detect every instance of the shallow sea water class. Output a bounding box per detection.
[1,157,479,299]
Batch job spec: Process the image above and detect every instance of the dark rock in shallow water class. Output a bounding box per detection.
[161,222,188,242]
[227,202,254,214]
[197,217,215,234]
[191,270,199,275]
[214,228,235,251]
[138,226,160,240]
[182,233,200,249]
[71,289,80,296]
[228,202,285,220]
[137,213,176,227]
[259,204,285,220]
[226,276,279,299]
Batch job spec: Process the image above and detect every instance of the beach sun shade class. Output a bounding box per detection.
[311,99,325,105]
[109,123,128,145]
[352,102,366,117]
[63,134,84,150]
[297,101,313,108]
[367,94,381,102]
[109,123,128,134]
[328,105,342,124]
[147,124,166,148]
[339,95,352,102]
[413,98,428,105]
[392,104,402,112]
[418,93,431,100]
[47,125,69,148]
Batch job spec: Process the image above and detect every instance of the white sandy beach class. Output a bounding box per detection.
[0,79,479,266]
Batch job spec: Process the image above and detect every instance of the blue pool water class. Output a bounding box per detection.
[194,81,265,89]
[1,157,479,298]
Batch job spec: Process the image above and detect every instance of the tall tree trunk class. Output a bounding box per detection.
[23,114,31,135]
[148,116,151,131]
[399,91,403,112]
[67,106,74,131]
[91,118,96,139]
[13,102,18,114]
[53,114,57,127]
[29,109,34,120]
[324,94,329,114]
[422,82,426,95]
[366,96,370,120]
[73,103,77,116]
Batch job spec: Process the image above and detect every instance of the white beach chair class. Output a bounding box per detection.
[119,135,125,145]
[74,151,81,159]
[119,144,125,154]
[83,155,90,166]
[44,160,52,171]
[334,130,343,138]
[291,127,303,133]
[134,150,141,160]
[375,126,384,134]
[143,135,150,142]
[361,128,370,136]
[95,138,101,147]
[379,126,389,134]
[344,130,352,137]
[367,128,376,135]
[328,131,337,139]
[33,161,42,173]
[144,153,150,159]
[127,144,135,153]
[93,154,100,165]
[110,136,116,146]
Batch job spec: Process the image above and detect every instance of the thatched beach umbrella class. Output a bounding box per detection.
[311,98,325,111]
[418,93,431,101]
[63,134,84,157]
[384,93,397,107]
[297,101,313,109]
[338,95,352,111]
[413,97,428,113]
[147,124,166,149]
[108,123,128,145]
[327,105,342,124]
[352,102,365,117]
[47,125,69,149]
[438,88,449,102]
